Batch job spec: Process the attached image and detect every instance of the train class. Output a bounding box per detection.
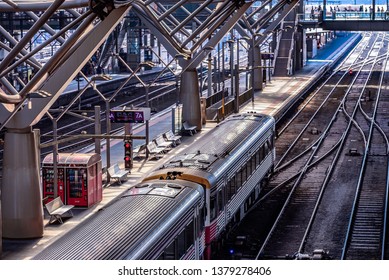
[33,112,276,260]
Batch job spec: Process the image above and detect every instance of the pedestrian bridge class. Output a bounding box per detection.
[300,5,389,31]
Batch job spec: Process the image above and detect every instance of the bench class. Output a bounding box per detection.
[182,121,197,136]
[107,163,129,184]
[154,135,172,152]
[45,196,74,224]
[133,144,147,159]
[164,130,182,146]
[146,141,165,160]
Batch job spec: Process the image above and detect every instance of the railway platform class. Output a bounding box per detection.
[0,32,361,260]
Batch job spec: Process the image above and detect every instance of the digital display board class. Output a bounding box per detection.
[109,108,151,123]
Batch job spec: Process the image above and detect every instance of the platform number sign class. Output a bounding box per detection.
[110,110,145,123]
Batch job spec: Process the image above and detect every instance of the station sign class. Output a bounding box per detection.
[109,107,151,123]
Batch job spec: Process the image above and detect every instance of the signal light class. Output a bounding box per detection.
[124,140,132,170]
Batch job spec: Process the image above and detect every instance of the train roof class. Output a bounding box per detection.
[159,113,274,173]
[33,181,204,260]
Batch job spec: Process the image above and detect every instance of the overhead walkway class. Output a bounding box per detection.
[300,10,389,31]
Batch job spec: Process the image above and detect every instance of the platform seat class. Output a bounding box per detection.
[164,130,182,146]
[108,163,129,184]
[182,121,197,136]
[154,135,172,152]
[133,144,147,159]
[45,197,74,224]
[146,141,165,160]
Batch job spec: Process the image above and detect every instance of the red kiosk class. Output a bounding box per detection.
[42,153,103,208]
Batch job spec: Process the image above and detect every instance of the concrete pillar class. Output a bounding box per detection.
[180,69,202,130]
[2,128,43,238]
[253,46,263,91]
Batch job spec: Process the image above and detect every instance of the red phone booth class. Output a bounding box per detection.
[42,153,102,207]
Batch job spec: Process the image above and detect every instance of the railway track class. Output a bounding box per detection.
[256,32,389,260]
[340,35,389,260]
[213,32,389,260]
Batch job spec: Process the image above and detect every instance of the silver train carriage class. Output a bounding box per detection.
[144,113,276,259]
[33,180,205,260]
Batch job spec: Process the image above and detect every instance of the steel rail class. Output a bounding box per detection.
[256,33,382,260]
[299,33,385,257]
[275,35,370,169]
[341,33,389,260]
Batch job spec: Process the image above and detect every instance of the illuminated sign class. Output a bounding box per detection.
[109,107,151,123]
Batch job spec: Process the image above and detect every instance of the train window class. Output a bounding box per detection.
[268,137,274,150]
[217,189,223,213]
[227,176,236,201]
[250,191,255,206]
[264,141,269,155]
[260,145,265,162]
[164,241,176,260]
[198,206,205,234]
[226,181,231,200]
[186,221,194,249]
[256,149,261,166]
[251,154,257,173]
[177,230,186,257]
[236,169,242,189]
[247,156,252,176]
[210,196,217,220]
[241,165,247,183]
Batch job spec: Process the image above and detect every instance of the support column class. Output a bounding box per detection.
[253,46,263,91]
[207,53,212,97]
[2,127,43,238]
[302,28,307,67]
[0,184,2,254]
[180,69,202,130]
[295,28,304,71]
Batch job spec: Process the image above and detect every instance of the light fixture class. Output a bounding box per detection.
[91,74,113,81]
[140,61,156,67]
[27,96,32,109]
[26,90,52,110]
[203,46,214,51]
[175,53,190,60]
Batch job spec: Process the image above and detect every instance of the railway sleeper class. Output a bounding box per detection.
[354,221,381,226]
[349,244,379,249]
[354,224,382,229]
[350,241,380,247]
[354,215,383,220]
[348,148,361,156]
[360,204,386,210]
[352,232,381,237]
